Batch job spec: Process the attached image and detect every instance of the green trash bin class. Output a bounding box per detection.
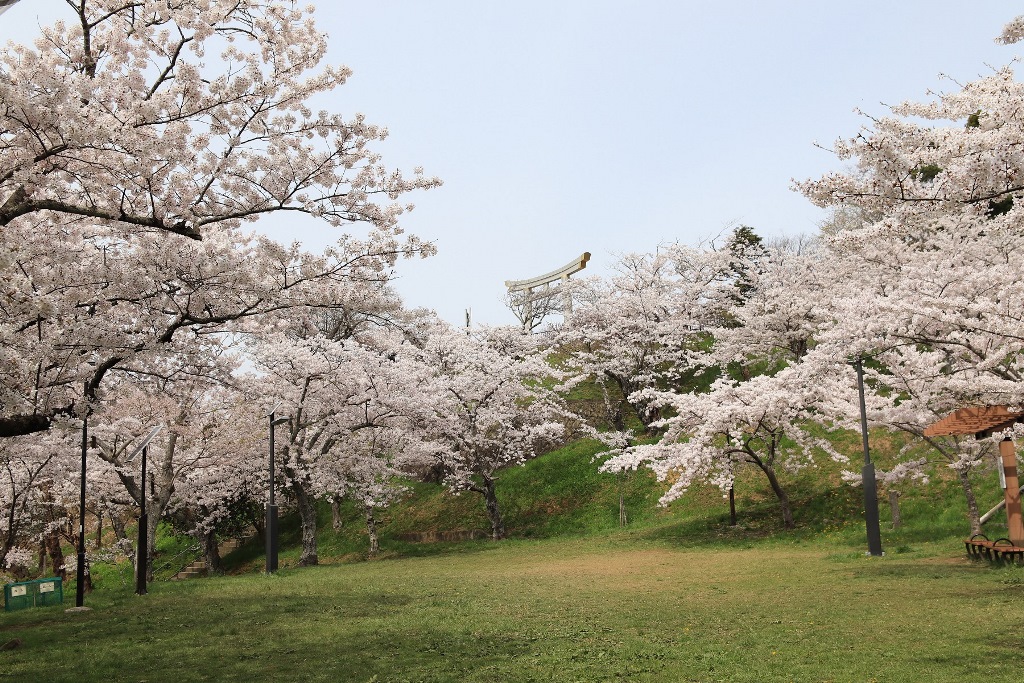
[4,577,64,611]
[33,577,63,607]
[4,580,35,612]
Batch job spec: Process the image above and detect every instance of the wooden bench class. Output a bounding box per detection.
[989,538,1024,566]
[965,533,996,559]
[965,534,1024,565]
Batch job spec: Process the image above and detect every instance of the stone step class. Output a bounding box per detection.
[172,567,206,579]
[171,532,255,580]
[217,534,254,554]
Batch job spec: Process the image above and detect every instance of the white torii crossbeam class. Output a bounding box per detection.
[504,252,591,294]
[505,252,590,331]
[0,0,23,17]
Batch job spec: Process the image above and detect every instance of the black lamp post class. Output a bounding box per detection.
[76,411,88,608]
[125,425,163,595]
[854,357,884,557]
[267,404,288,573]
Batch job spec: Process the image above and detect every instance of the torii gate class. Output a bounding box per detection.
[505,252,590,332]
[0,0,23,17]
[924,405,1024,546]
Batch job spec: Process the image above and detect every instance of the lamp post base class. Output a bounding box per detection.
[265,504,279,573]
[75,550,86,607]
[136,512,148,595]
[863,462,884,557]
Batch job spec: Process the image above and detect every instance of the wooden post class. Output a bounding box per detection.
[888,490,902,528]
[924,407,1024,546]
[999,438,1024,546]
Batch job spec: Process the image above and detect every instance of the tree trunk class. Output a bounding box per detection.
[0,525,16,573]
[756,461,795,529]
[618,471,628,527]
[365,505,380,556]
[957,467,982,536]
[295,484,318,566]
[202,529,221,575]
[254,514,266,545]
[149,433,177,579]
[95,505,103,549]
[481,476,506,540]
[0,410,59,438]
[46,531,66,581]
[108,509,129,545]
[888,490,903,529]
[331,496,344,531]
[81,555,93,593]
[608,371,660,434]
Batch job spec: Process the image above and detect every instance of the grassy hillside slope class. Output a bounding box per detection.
[220,425,1013,573]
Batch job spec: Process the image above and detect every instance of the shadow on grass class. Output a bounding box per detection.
[220,526,508,575]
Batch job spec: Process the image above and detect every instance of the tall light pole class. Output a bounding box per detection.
[76,409,89,608]
[267,404,288,573]
[854,357,884,556]
[125,426,163,595]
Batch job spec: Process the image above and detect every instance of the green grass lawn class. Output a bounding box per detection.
[5,433,1020,682]
[3,529,1023,683]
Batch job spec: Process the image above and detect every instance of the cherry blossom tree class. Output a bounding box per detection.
[560,247,729,434]
[87,360,257,579]
[0,425,79,575]
[324,427,430,556]
[796,17,1024,403]
[0,220,433,439]
[165,392,265,574]
[251,300,436,565]
[790,15,1024,530]
[604,365,847,529]
[0,0,438,439]
[0,1,440,239]
[422,326,571,540]
[793,277,1006,535]
[504,287,565,335]
[555,248,729,525]
[597,241,850,529]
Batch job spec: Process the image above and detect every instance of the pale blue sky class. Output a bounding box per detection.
[1,1,1018,325]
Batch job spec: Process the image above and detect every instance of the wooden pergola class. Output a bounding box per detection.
[924,406,1024,546]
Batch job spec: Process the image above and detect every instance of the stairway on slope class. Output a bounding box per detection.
[172,535,250,580]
